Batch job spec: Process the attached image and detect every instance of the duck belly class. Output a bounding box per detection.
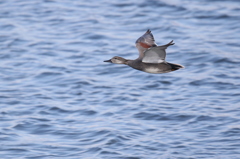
[144,67,171,74]
[143,63,172,74]
[128,61,172,74]
[144,67,162,74]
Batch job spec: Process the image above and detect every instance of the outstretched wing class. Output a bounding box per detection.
[135,29,157,59]
[142,40,174,63]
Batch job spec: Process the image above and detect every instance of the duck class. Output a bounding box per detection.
[104,29,184,74]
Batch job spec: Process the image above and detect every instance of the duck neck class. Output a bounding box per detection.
[124,59,132,65]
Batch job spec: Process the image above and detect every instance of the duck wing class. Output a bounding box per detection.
[142,40,174,63]
[135,29,157,59]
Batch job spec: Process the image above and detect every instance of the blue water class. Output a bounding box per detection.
[0,0,240,158]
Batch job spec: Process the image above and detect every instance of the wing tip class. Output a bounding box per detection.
[146,29,151,34]
[168,40,175,46]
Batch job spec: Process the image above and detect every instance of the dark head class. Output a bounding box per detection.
[104,56,128,64]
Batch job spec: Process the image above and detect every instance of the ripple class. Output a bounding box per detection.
[0,24,15,31]
[221,127,240,137]
[1,0,240,158]
[214,57,239,64]
[133,112,195,121]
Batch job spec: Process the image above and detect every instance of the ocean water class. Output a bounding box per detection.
[0,0,240,158]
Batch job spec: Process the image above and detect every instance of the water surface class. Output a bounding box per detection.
[0,0,240,158]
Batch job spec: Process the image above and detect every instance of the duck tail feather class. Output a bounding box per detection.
[167,62,184,71]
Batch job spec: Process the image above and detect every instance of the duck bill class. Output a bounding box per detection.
[104,59,112,63]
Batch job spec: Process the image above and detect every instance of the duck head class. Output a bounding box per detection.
[104,56,127,64]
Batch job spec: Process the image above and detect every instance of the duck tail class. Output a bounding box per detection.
[167,62,184,71]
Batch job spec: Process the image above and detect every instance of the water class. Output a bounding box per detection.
[0,0,240,158]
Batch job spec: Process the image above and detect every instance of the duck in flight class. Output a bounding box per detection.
[104,30,184,74]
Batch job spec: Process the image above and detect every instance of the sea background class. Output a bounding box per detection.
[0,0,240,158]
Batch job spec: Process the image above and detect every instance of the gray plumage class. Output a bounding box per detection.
[104,30,184,74]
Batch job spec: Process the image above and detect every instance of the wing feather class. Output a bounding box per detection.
[142,41,174,63]
[135,29,157,59]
